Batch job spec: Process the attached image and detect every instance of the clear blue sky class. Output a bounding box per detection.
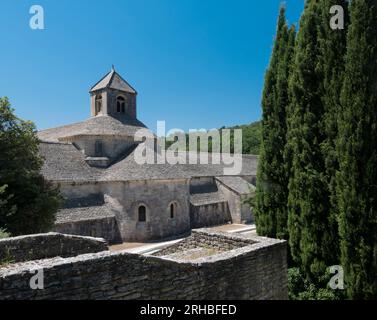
[0,0,304,133]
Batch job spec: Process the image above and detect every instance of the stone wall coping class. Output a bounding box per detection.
[54,178,190,185]
[0,232,107,245]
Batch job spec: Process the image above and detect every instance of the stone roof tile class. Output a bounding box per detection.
[216,176,255,195]
[55,205,115,223]
[38,116,148,142]
[39,142,102,182]
[38,142,258,183]
[90,69,137,94]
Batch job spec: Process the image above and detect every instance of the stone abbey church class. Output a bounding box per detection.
[37,68,258,243]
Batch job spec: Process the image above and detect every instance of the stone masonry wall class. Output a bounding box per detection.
[0,231,287,300]
[0,233,108,264]
[190,201,232,229]
[107,89,136,119]
[54,217,122,244]
[105,180,191,242]
[216,180,252,224]
[58,180,192,243]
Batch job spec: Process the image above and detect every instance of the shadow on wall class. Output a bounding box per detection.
[54,218,122,245]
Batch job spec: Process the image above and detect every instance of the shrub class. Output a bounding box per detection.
[0,228,10,239]
[288,267,345,300]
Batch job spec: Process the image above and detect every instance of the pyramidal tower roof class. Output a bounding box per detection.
[90,66,137,94]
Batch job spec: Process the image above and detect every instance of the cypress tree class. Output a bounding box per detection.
[255,6,292,239]
[317,0,349,267]
[286,0,332,281]
[275,24,296,240]
[337,0,377,299]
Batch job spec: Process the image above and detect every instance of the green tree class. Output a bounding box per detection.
[275,24,296,240]
[255,6,294,239]
[317,0,349,267]
[337,0,377,299]
[218,122,262,155]
[286,0,335,281]
[0,97,61,236]
[0,185,14,238]
[164,121,262,155]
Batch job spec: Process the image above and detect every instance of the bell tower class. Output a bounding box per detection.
[89,66,137,120]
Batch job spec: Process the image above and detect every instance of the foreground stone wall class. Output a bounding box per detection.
[0,231,287,300]
[0,233,108,264]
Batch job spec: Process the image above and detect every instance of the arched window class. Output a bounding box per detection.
[95,94,102,115]
[138,205,146,222]
[169,202,177,219]
[116,96,125,113]
[95,140,103,157]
